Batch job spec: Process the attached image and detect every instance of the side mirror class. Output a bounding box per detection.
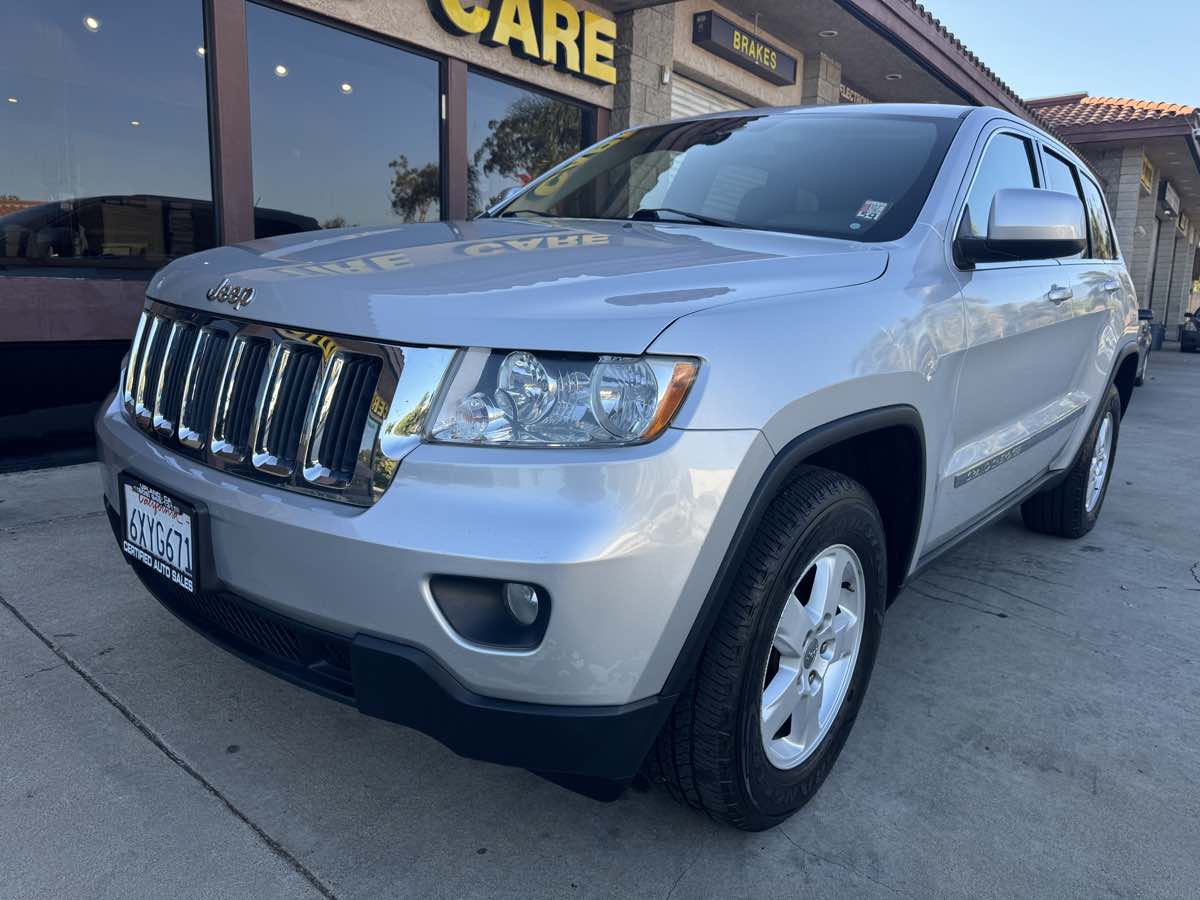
[956,188,1087,265]
[1138,308,1155,322]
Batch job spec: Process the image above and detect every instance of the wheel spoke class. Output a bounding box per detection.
[774,595,809,658]
[761,668,801,743]
[792,681,824,750]
[829,609,859,660]
[803,550,847,628]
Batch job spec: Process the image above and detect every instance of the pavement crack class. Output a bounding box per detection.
[3,509,106,532]
[776,826,914,897]
[663,842,705,899]
[0,590,339,900]
[907,585,1009,619]
[931,571,1066,616]
[23,662,66,678]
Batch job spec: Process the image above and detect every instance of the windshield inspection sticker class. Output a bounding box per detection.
[855,199,890,221]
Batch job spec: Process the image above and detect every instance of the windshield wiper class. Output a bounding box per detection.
[630,207,733,227]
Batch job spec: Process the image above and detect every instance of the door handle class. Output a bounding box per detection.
[1103,280,1121,293]
[1047,285,1073,303]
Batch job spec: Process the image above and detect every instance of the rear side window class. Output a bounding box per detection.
[960,133,1038,239]
[1041,149,1084,259]
[1078,176,1117,260]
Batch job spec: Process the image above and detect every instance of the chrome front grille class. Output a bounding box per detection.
[122,300,456,506]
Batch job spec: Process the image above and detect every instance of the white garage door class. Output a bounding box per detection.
[670,74,749,120]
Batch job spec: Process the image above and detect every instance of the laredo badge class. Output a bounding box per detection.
[206,278,255,309]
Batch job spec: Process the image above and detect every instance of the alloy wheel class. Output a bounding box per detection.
[760,544,865,770]
[1086,412,1113,513]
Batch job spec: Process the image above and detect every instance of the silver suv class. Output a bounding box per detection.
[97,104,1140,830]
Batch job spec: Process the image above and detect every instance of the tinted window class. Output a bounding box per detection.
[1042,149,1084,258]
[467,73,584,217]
[1042,150,1079,196]
[960,133,1038,239]
[246,3,441,237]
[1079,176,1116,260]
[0,0,213,270]
[500,113,960,242]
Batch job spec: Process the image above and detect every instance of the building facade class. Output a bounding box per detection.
[1029,94,1200,333]
[2,0,1197,449]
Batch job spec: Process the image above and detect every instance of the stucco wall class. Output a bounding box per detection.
[279,0,615,108]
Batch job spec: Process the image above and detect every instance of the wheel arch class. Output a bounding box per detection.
[1112,347,1140,416]
[660,405,926,697]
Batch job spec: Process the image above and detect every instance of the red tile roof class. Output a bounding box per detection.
[1027,94,1199,131]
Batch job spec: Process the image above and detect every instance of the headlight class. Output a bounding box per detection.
[426,349,699,447]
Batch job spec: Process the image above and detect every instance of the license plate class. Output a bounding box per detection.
[121,476,197,593]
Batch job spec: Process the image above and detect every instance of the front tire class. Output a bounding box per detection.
[647,466,886,831]
[1020,384,1121,539]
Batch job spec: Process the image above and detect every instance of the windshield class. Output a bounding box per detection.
[494,112,961,242]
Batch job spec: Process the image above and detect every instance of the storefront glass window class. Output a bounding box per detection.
[246,4,442,237]
[467,73,584,217]
[0,1,213,271]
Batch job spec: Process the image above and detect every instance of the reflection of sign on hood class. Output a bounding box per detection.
[267,228,612,279]
[463,232,609,256]
[429,0,616,85]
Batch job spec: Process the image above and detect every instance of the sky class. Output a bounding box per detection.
[920,0,1199,107]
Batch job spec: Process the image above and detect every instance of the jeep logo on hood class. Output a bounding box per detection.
[206,278,254,309]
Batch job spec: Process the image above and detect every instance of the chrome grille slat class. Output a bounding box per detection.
[123,311,151,414]
[152,321,197,437]
[211,335,270,463]
[124,300,455,507]
[133,316,169,427]
[301,353,381,488]
[178,328,229,449]
[250,343,321,478]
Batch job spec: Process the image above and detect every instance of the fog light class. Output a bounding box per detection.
[504,582,540,626]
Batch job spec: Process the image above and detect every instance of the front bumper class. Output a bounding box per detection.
[97,392,770,777]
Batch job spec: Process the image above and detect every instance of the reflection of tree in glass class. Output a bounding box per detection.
[471,96,581,211]
[388,155,441,223]
[321,215,348,229]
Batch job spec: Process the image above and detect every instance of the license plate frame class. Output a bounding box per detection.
[119,473,205,594]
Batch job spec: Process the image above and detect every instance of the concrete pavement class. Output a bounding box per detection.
[2,350,1199,898]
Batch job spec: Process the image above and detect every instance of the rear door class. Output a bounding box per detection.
[930,126,1086,543]
[1038,146,1131,446]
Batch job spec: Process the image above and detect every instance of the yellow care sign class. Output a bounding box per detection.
[429,0,617,85]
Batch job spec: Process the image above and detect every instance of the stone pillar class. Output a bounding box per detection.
[1165,226,1198,328]
[1087,145,1157,302]
[800,52,840,106]
[612,5,675,131]
[1149,217,1178,314]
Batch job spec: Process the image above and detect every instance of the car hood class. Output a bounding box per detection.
[149,218,889,354]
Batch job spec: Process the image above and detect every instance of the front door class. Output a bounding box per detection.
[930,127,1088,544]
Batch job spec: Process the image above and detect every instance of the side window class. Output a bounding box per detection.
[1041,149,1085,259]
[960,133,1038,239]
[1078,176,1117,260]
